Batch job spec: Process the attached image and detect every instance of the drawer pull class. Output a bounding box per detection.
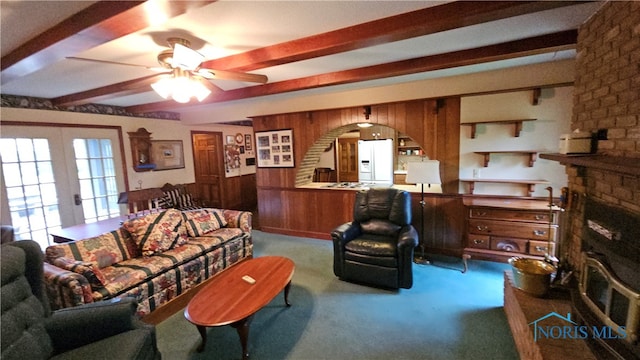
[473,239,484,245]
[534,215,545,220]
[534,246,547,252]
[503,245,516,252]
[476,211,487,216]
[476,225,489,231]
[533,230,546,237]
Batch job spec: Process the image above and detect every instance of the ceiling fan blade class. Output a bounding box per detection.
[197,68,268,84]
[66,57,167,72]
[172,43,203,71]
[192,75,224,94]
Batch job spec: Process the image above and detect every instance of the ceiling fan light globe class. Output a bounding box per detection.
[151,78,172,99]
[173,76,192,93]
[172,91,191,103]
[191,80,211,102]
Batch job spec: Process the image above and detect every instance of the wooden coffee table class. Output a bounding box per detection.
[184,256,295,359]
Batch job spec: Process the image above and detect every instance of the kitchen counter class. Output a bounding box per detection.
[298,182,442,193]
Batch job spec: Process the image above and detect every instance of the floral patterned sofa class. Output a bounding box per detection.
[43,208,252,316]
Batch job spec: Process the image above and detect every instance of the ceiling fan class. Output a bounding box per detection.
[68,37,268,103]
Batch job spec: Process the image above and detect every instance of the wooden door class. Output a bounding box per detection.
[337,137,358,182]
[191,132,224,208]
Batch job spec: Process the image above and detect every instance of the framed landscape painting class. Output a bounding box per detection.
[151,140,185,170]
[255,129,294,168]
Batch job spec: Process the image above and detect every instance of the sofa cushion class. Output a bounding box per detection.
[45,229,138,268]
[51,258,108,290]
[182,209,227,237]
[122,209,188,256]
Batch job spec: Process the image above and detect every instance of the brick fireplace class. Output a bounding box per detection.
[556,1,640,270]
[532,3,639,358]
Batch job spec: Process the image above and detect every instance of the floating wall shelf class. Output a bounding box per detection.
[474,151,539,167]
[461,118,537,138]
[460,178,550,197]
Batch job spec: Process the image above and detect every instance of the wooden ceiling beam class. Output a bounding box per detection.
[1,0,215,84]
[200,1,584,72]
[51,74,165,107]
[126,30,577,114]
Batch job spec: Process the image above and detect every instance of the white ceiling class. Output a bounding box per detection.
[1,1,603,115]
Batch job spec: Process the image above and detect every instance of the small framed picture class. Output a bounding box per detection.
[226,135,235,144]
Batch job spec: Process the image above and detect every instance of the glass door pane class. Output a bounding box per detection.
[0,138,62,248]
[73,138,120,223]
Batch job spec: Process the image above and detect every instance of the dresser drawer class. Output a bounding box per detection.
[468,219,557,240]
[469,208,553,223]
[467,234,490,249]
[491,237,528,254]
[528,240,556,256]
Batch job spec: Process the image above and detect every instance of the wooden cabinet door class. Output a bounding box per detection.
[191,132,224,208]
[359,125,394,140]
[337,137,358,182]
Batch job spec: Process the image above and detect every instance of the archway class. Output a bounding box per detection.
[295,123,424,187]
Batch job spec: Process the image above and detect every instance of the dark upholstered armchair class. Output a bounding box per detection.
[1,240,161,360]
[332,188,419,289]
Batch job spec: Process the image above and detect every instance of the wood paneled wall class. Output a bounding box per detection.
[222,174,257,211]
[252,97,466,255]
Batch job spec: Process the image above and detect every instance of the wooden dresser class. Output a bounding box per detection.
[462,197,560,271]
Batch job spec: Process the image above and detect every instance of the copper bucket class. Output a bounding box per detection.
[509,257,556,297]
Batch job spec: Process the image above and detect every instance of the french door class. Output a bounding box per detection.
[0,126,126,248]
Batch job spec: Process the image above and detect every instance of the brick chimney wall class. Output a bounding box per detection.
[565,1,640,267]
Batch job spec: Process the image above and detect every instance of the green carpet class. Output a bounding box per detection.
[155,231,518,359]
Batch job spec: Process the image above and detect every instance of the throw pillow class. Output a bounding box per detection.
[122,209,188,256]
[156,195,174,209]
[163,188,184,209]
[177,193,194,208]
[182,208,227,237]
[52,258,108,290]
[45,229,136,268]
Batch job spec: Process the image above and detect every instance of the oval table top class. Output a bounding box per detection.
[184,256,295,327]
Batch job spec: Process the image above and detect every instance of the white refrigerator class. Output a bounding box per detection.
[358,139,394,184]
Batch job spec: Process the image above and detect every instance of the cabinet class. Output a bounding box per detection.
[359,125,395,140]
[128,128,155,172]
[462,198,560,272]
[393,173,407,184]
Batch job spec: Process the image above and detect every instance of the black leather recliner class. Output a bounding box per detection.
[332,188,418,289]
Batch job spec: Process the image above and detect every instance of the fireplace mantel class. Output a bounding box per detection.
[540,153,640,177]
